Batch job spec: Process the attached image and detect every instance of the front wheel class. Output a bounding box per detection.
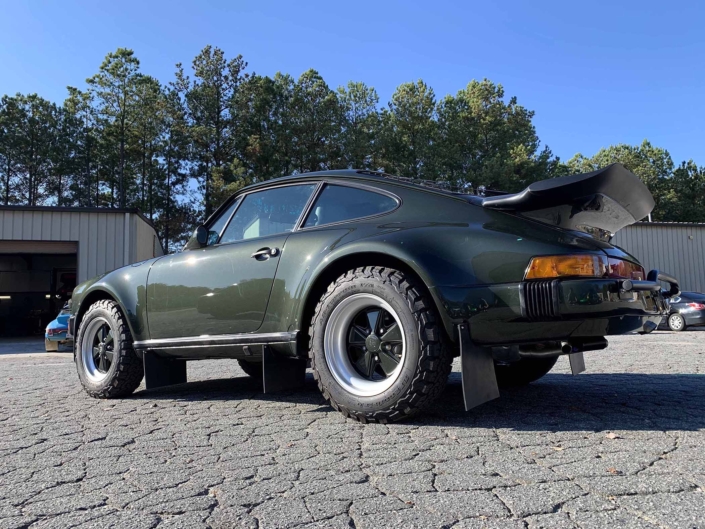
[309,267,452,423]
[75,299,144,398]
[494,356,558,387]
[668,313,686,332]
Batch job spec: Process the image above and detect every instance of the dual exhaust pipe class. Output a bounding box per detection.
[492,338,608,362]
[518,338,607,358]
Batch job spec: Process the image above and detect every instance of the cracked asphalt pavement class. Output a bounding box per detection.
[1,331,704,529]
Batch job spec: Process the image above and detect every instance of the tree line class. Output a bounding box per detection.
[1,46,703,251]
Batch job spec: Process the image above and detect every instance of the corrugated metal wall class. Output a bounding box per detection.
[0,208,164,283]
[612,222,705,293]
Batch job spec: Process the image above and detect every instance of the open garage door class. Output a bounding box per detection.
[0,241,78,254]
[0,241,78,337]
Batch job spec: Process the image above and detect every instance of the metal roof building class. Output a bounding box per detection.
[0,206,163,337]
[612,222,705,293]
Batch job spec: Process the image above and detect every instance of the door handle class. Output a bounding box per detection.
[251,247,280,260]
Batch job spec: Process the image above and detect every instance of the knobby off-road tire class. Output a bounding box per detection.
[237,360,262,378]
[76,299,144,398]
[494,356,558,387]
[309,266,453,423]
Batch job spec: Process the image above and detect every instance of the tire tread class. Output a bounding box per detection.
[309,266,452,423]
[76,299,143,398]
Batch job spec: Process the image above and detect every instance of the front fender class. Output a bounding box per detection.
[72,257,162,342]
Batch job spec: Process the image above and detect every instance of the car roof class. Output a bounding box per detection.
[203,169,482,228]
[682,292,705,299]
[239,169,480,202]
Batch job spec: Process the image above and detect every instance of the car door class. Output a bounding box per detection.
[146,183,317,340]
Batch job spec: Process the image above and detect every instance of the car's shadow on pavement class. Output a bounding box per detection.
[132,370,705,432]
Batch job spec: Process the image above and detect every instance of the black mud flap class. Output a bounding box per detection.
[143,351,187,390]
[458,323,500,411]
[569,352,586,375]
[262,345,307,393]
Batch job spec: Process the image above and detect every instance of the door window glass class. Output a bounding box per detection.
[220,184,316,244]
[303,185,398,227]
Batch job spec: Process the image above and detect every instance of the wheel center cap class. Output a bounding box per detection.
[365,334,381,352]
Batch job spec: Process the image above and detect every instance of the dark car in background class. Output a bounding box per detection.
[68,163,678,423]
[662,292,705,331]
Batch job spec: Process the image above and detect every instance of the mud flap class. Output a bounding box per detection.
[458,323,500,411]
[262,345,307,393]
[569,352,586,375]
[143,351,187,390]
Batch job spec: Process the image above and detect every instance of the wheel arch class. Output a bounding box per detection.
[297,251,451,357]
[75,288,135,344]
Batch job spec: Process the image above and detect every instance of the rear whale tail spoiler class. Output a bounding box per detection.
[481,163,655,238]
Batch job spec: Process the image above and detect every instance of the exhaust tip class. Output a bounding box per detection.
[560,342,573,354]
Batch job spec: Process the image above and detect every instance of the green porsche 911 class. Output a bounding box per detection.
[68,164,678,423]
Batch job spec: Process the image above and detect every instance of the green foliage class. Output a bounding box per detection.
[379,80,437,178]
[566,140,697,221]
[1,46,703,255]
[337,81,380,170]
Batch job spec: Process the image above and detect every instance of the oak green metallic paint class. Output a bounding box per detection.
[71,257,161,343]
[70,171,660,353]
[146,233,288,339]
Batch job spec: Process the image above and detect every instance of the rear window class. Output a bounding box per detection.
[303,185,398,228]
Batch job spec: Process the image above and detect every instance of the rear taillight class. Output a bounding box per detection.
[525,255,645,280]
[688,302,705,310]
[606,257,645,280]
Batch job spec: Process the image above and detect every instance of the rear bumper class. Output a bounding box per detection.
[682,310,705,326]
[45,334,68,342]
[433,275,670,346]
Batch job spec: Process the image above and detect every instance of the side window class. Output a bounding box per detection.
[303,185,398,228]
[220,184,316,244]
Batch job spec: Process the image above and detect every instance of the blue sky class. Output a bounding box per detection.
[1,0,703,165]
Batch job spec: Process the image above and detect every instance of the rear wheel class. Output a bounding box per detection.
[494,356,558,387]
[76,299,144,398]
[309,266,452,423]
[668,313,686,332]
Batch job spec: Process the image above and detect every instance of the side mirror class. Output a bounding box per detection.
[195,225,208,247]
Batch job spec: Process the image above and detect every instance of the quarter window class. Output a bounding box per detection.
[183,198,239,250]
[206,198,240,245]
[303,185,398,228]
[220,184,316,244]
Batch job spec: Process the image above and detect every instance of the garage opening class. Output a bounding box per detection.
[0,241,77,337]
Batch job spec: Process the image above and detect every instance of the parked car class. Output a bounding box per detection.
[68,164,678,422]
[45,303,72,352]
[661,292,705,331]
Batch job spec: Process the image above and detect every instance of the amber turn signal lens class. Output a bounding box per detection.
[525,255,606,279]
[525,255,645,280]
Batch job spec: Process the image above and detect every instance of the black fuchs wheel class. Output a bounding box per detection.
[75,299,144,398]
[667,313,686,332]
[494,356,559,387]
[309,266,452,423]
[237,360,262,378]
